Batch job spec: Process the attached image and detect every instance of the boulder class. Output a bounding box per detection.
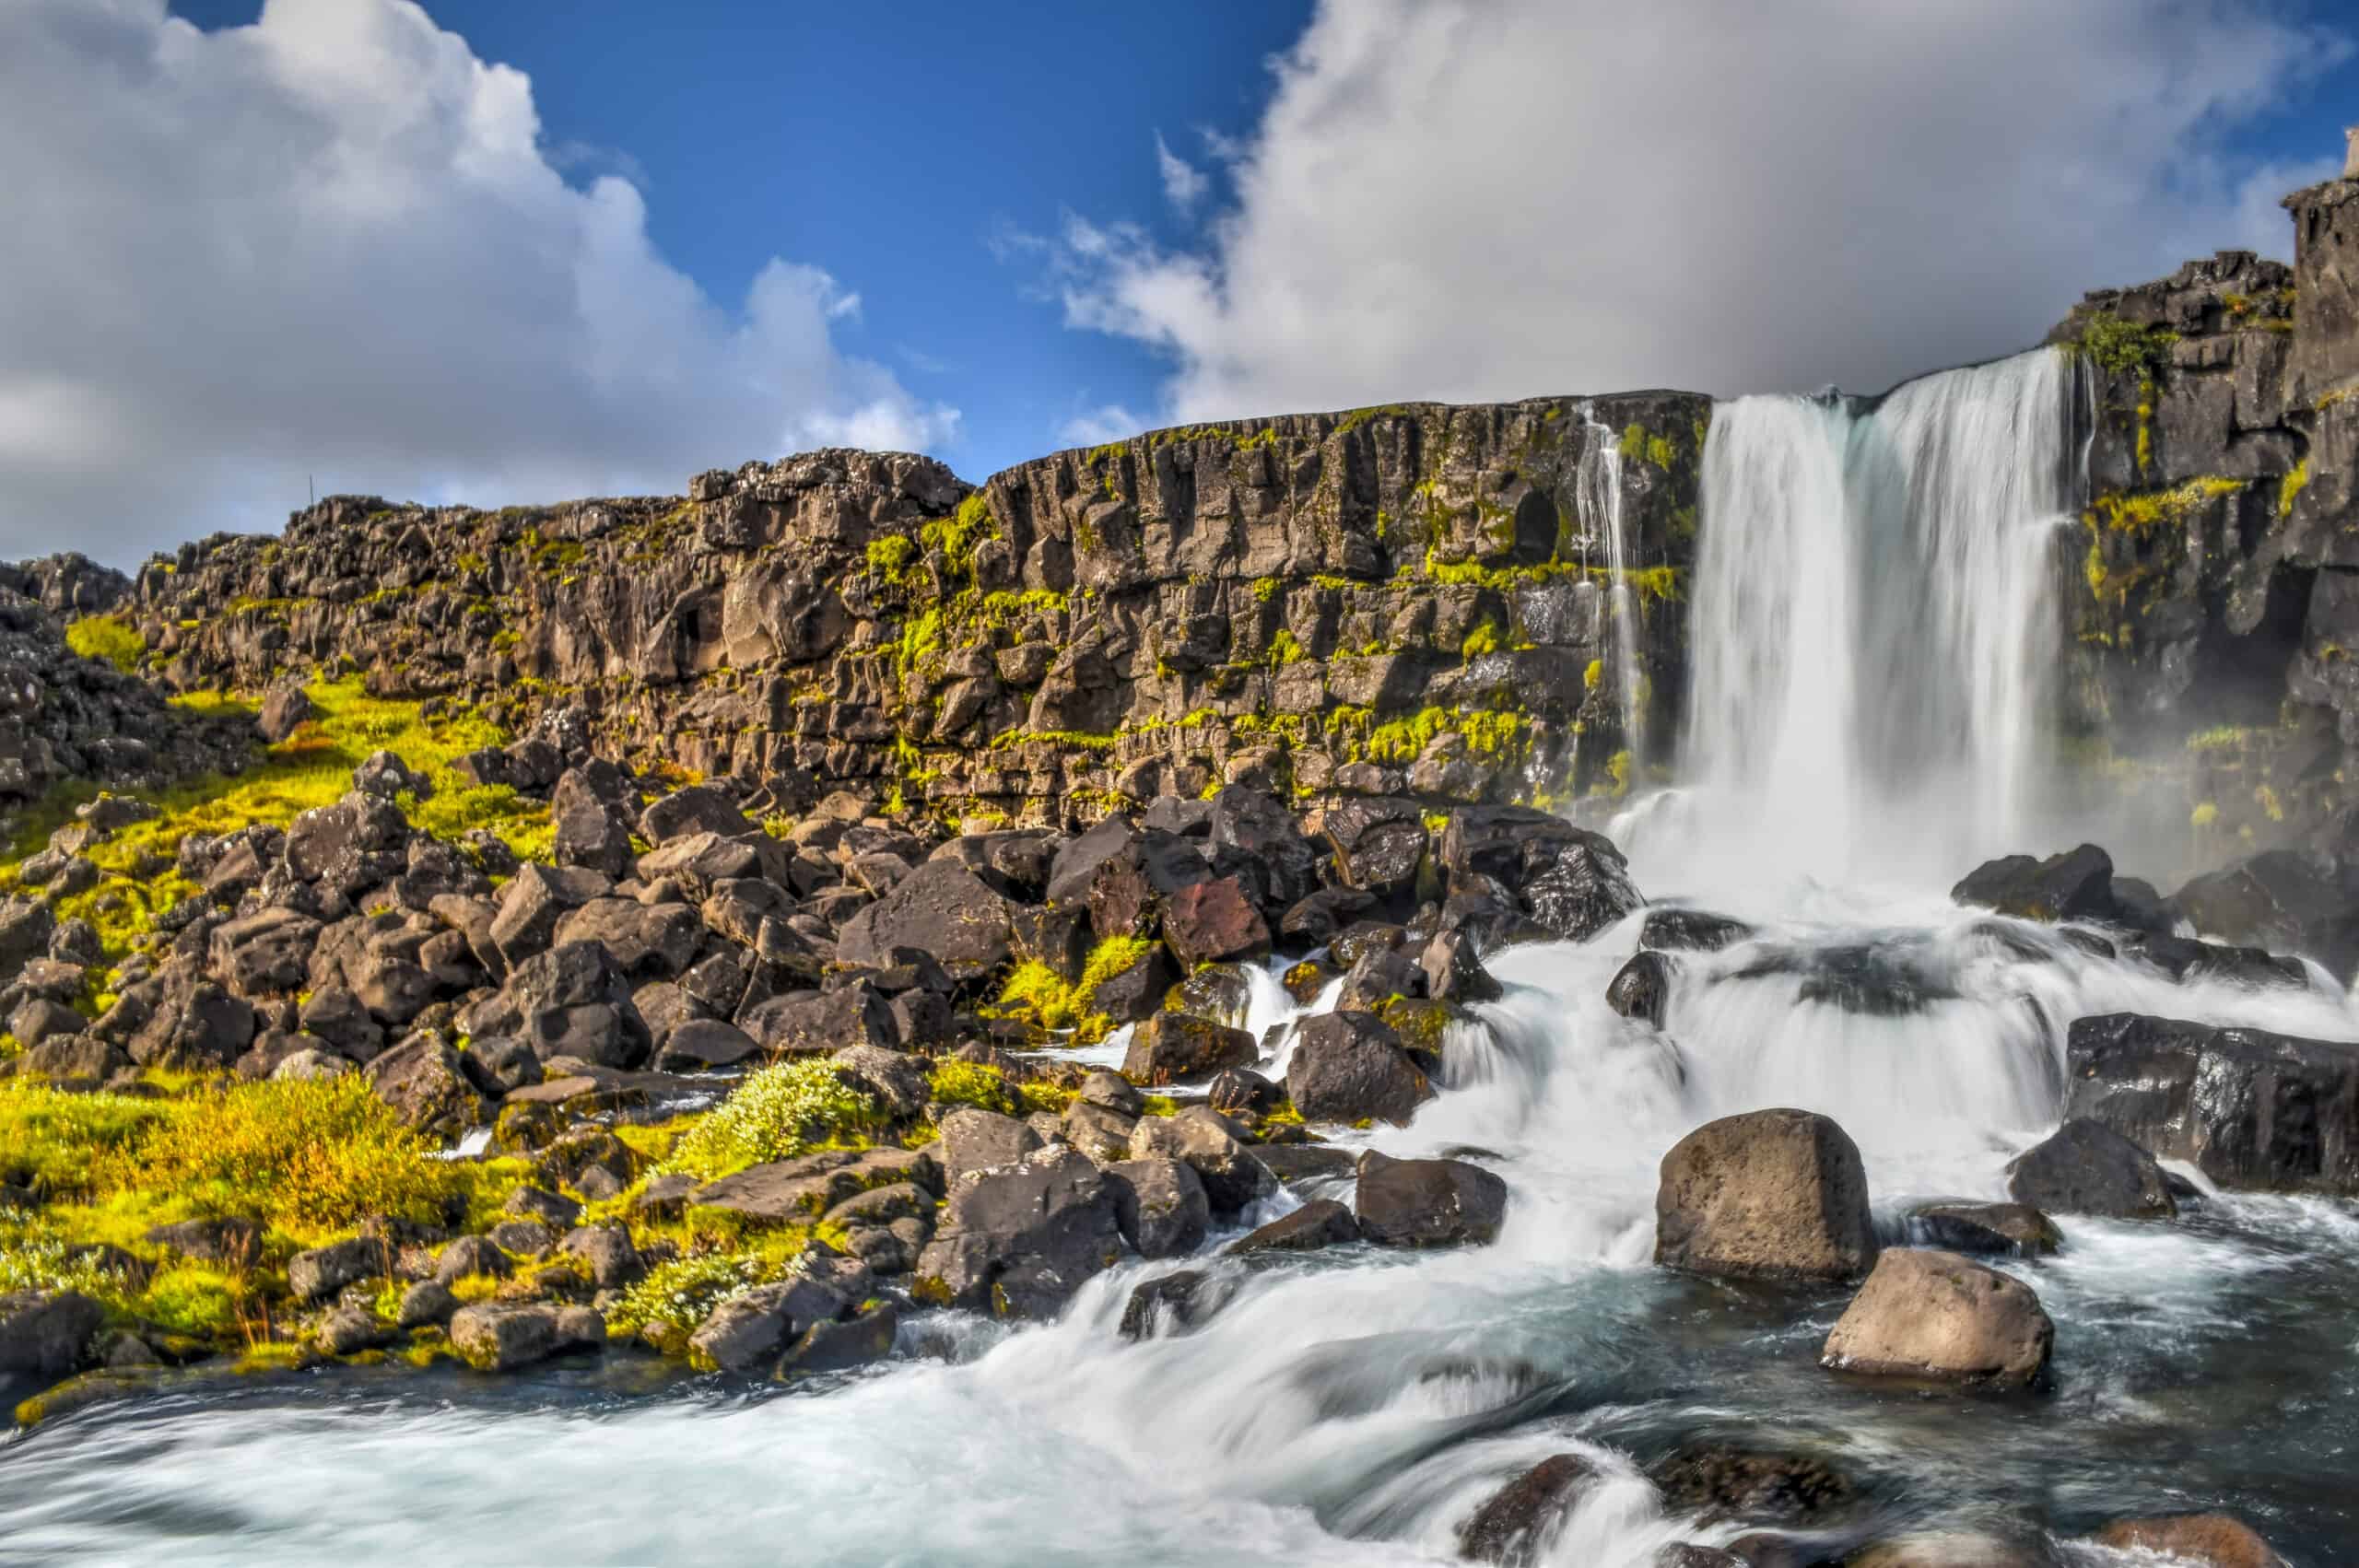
[1820,1247,2053,1389]
[1653,1109,1877,1281]
[1230,1198,1360,1256]
[1419,928,1501,1004]
[1128,1106,1275,1213]
[1159,877,1273,969]
[781,1300,899,1375]
[2065,1012,2359,1193]
[450,1302,599,1372]
[1118,1269,1222,1341]
[1356,1152,1506,1246]
[1320,797,1429,902]
[642,783,756,845]
[1649,1442,1853,1523]
[2091,1515,2285,1568]
[1104,1156,1211,1258]
[1285,1010,1434,1127]
[1459,1453,1599,1566]
[653,1017,761,1072]
[364,1034,492,1137]
[2004,1118,2176,1218]
[830,1043,932,1119]
[739,981,897,1059]
[0,1291,103,1378]
[1640,907,1753,953]
[1121,1011,1258,1085]
[288,1237,383,1303]
[484,941,650,1069]
[1207,785,1321,909]
[913,1145,1128,1317]
[316,1306,393,1357]
[1605,950,1674,1027]
[2173,848,2359,982]
[835,861,1014,981]
[936,1107,1045,1187]
[1950,843,2115,922]
[487,862,612,969]
[255,682,315,743]
[553,898,703,981]
[208,907,323,997]
[687,1277,848,1373]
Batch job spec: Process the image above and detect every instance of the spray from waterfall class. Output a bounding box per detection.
[1663,348,2079,888]
[1579,412,1646,772]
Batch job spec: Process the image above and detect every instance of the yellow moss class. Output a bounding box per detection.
[2280,459,2311,519]
[1582,659,1603,690]
[65,615,147,673]
[2191,801,2220,829]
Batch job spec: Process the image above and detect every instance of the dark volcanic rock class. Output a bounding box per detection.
[1355,1151,1507,1247]
[1605,949,1674,1026]
[835,861,1014,981]
[1121,1011,1257,1085]
[1905,1202,2062,1258]
[2004,1117,2177,1218]
[2172,849,2359,982]
[913,1146,1127,1317]
[1952,844,2118,923]
[2066,1011,2359,1192]
[1230,1198,1360,1257]
[1285,1010,1434,1127]
[1459,1453,1599,1566]
[1639,907,1754,953]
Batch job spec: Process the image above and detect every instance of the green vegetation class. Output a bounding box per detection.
[657,1059,881,1182]
[990,935,1155,1043]
[65,615,146,674]
[2066,312,2179,378]
[2086,477,2244,534]
[867,534,918,580]
[1460,620,1501,660]
[2280,458,2311,519]
[927,1060,1020,1116]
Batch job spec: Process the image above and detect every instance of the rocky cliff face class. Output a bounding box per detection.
[2051,166,2359,860]
[113,397,1706,827]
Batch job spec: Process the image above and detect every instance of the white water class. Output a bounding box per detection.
[12,349,2359,1564]
[1670,350,2079,890]
[1579,411,1646,768]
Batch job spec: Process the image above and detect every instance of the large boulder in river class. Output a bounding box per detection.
[1950,843,2116,923]
[2004,1118,2176,1218]
[1438,806,1642,942]
[1128,1106,1274,1213]
[834,861,1014,981]
[0,1290,103,1378]
[1653,1109,1877,1281]
[1121,1011,1257,1085]
[1285,1010,1434,1127]
[1820,1247,2053,1389]
[1355,1151,1507,1246]
[2066,1012,2359,1193]
[913,1145,1127,1317]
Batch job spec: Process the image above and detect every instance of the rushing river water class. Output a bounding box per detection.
[6,350,2357,1564]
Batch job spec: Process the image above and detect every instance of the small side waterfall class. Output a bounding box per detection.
[1675,348,2078,883]
[1579,413,1646,770]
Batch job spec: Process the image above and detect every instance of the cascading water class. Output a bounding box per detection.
[1579,411,1646,770]
[1670,349,2079,889]
[14,346,2359,1566]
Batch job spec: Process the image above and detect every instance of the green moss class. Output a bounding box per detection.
[65,615,146,674]
[1460,620,1500,660]
[2191,801,2220,829]
[1251,578,1279,603]
[2087,477,2244,534]
[1333,404,1409,439]
[990,935,1153,1044]
[866,534,919,580]
[2280,458,2311,519]
[1583,658,1604,690]
[1267,627,1307,668]
[928,1060,1020,1116]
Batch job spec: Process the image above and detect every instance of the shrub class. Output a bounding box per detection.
[65,615,145,673]
[927,1060,1018,1117]
[0,1087,170,1196]
[0,1227,131,1297]
[658,1060,879,1181]
[604,1250,773,1340]
[119,1076,457,1237]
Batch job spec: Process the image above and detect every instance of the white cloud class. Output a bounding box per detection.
[1156,132,1210,213]
[1056,403,1151,448]
[1046,0,2350,425]
[0,0,957,564]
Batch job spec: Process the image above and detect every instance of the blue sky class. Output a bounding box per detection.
[6,0,2357,561]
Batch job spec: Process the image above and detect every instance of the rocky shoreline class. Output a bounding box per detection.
[2,666,2349,1562]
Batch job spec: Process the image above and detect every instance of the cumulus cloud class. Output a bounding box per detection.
[0,0,956,564]
[1045,0,2350,424]
[1056,402,1152,448]
[1156,133,1210,213]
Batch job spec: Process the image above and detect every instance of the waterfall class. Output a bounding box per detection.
[1675,348,2077,884]
[1579,413,1646,771]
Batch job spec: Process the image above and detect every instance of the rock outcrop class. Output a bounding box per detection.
[1653,1108,1877,1281]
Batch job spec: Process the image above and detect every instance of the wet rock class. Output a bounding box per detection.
[1356,1151,1507,1247]
[1420,928,1501,1004]
[2004,1118,2176,1218]
[1208,785,1322,910]
[1654,1108,1877,1281]
[2090,1514,2285,1568]
[1128,1106,1274,1213]
[1458,1453,1599,1566]
[1285,1010,1434,1127]
[781,1300,899,1375]
[1655,1549,1745,1568]
[1951,843,2117,923]
[1848,1533,2057,1568]
[2065,1012,2359,1193]
[1320,797,1430,903]
[1205,1066,1279,1117]
[1118,1269,1222,1340]
[1904,1202,2061,1257]
[1731,942,1959,1016]
[913,1145,1128,1317]
[1256,1144,1359,1185]
[1104,1156,1211,1258]
[1649,1441,1854,1523]
[1605,949,1674,1026]
[1820,1246,2053,1389]
[1639,907,1754,953]
[688,1277,849,1373]
[1278,887,1379,948]
[2173,848,2359,983]
[1230,1198,1360,1257]
[2116,930,2306,989]
[0,1291,104,1378]
[1121,1011,1258,1085]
